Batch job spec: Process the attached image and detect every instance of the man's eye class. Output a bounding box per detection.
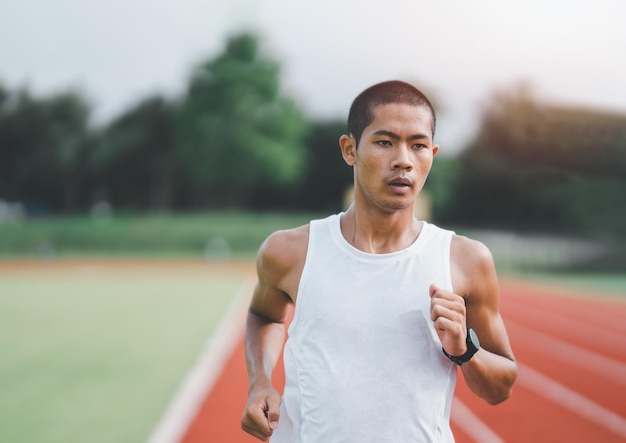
[412,144,426,150]
[377,140,392,147]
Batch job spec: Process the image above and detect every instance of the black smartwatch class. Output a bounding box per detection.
[442,328,480,366]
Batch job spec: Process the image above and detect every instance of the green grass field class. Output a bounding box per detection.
[0,211,323,258]
[0,262,252,443]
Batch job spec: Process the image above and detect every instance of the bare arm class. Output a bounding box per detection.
[241,305,288,440]
[430,235,517,405]
[241,228,306,440]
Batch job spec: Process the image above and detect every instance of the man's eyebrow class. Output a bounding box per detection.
[372,130,400,139]
[372,130,430,141]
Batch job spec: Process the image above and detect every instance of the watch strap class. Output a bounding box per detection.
[442,328,480,366]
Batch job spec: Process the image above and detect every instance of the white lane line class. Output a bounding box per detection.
[507,319,626,385]
[503,300,625,351]
[451,397,505,443]
[146,277,254,443]
[518,362,626,440]
[502,283,626,334]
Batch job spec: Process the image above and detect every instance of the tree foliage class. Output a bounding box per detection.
[442,85,626,240]
[250,120,352,212]
[424,155,461,220]
[4,32,626,251]
[176,33,309,207]
[95,95,178,211]
[0,86,93,212]
[0,32,315,213]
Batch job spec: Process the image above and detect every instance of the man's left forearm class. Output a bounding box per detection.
[461,350,518,405]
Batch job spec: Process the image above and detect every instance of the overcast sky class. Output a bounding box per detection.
[2,0,625,154]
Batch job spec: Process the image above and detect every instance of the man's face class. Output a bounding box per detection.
[342,103,439,212]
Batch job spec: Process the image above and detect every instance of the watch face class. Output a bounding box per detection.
[468,328,480,350]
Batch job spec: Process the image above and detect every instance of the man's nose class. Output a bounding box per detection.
[392,146,413,170]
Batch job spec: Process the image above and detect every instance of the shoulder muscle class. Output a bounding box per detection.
[249,225,309,322]
[450,234,497,301]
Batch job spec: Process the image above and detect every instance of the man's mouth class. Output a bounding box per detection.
[388,177,413,194]
[388,178,412,187]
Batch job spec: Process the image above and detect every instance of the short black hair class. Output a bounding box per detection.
[347,80,436,146]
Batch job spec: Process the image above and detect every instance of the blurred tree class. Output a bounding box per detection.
[424,155,461,222]
[176,33,309,207]
[298,120,353,211]
[94,95,178,211]
[0,85,92,213]
[250,120,352,212]
[443,84,626,240]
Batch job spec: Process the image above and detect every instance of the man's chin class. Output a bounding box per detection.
[380,200,414,212]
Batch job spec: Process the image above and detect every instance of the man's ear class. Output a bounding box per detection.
[339,134,357,166]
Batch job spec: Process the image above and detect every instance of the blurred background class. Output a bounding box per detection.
[1,0,626,271]
[1,2,626,442]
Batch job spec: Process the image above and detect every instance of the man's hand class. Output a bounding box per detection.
[429,284,467,357]
[241,386,282,441]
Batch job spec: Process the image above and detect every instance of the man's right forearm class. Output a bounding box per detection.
[242,310,286,440]
[245,310,286,389]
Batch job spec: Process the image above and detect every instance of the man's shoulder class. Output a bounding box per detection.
[260,213,338,258]
[255,224,311,300]
[450,233,497,298]
[263,224,310,253]
[451,233,494,268]
[257,224,310,272]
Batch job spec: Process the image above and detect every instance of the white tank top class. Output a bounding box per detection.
[271,213,457,443]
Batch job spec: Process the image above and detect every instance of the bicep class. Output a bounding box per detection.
[249,280,292,324]
[247,234,296,324]
[457,238,515,360]
[469,304,514,361]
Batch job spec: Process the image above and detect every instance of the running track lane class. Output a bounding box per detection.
[179,280,626,443]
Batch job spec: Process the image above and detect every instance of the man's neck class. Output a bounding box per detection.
[340,204,422,254]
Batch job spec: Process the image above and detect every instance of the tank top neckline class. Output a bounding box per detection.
[328,212,431,263]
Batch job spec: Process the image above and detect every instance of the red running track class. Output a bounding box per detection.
[180,279,626,443]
